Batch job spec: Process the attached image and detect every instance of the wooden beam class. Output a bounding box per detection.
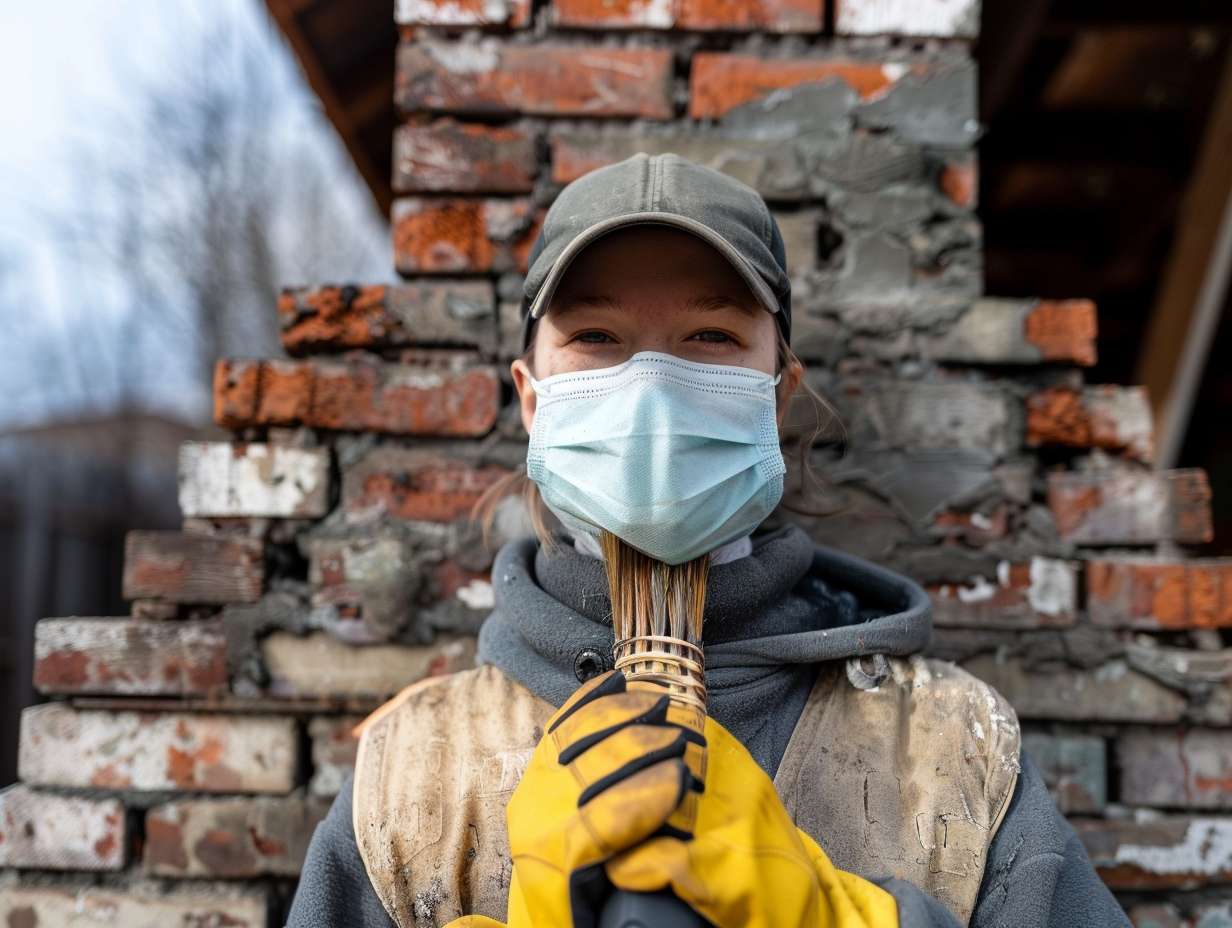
[1049,0,1232,27]
[1137,48,1232,466]
[978,0,1052,120]
[262,0,392,217]
[981,109,1189,171]
[347,78,392,130]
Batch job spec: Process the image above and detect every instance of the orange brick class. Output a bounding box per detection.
[211,358,501,438]
[939,155,977,208]
[689,53,921,119]
[393,119,537,193]
[396,42,673,118]
[392,197,542,275]
[1023,299,1098,366]
[1047,469,1212,545]
[553,0,822,32]
[258,360,314,425]
[278,281,497,356]
[1026,385,1153,462]
[343,447,512,523]
[1088,558,1232,630]
[212,359,261,430]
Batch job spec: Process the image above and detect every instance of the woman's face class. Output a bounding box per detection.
[511,225,803,434]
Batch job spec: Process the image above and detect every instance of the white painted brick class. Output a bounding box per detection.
[0,786,126,870]
[178,441,331,518]
[18,704,298,793]
[835,0,979,37]
[0,876,268,927]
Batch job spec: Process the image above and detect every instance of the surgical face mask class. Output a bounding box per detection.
[526,350,786,565]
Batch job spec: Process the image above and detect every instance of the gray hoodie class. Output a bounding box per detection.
[288,524,1130,928]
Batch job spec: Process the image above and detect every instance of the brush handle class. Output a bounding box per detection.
[599,890,709,927]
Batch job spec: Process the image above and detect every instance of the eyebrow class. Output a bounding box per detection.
[554,293,759,316]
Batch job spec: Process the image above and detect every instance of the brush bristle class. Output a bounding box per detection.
[601,531,709,711]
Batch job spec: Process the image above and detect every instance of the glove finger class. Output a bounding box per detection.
[554,690,676,763]
[547,669,625,734]
[569,724,701,807]
[604,834,691,895]
[574,757,693,858]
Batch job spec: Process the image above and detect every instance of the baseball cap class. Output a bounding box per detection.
[519,152,792,352]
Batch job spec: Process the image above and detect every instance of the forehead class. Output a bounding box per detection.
[550,225,760,310]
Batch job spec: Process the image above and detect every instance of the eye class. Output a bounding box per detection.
[573,330,616,344]
[688,330,736,344]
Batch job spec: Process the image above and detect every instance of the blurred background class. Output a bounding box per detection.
[0,0,391,782]
[2,0,1232,922]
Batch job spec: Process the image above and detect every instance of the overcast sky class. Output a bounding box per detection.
[0,0,392,429]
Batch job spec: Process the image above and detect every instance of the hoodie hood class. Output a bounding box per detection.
[476,522,930,773]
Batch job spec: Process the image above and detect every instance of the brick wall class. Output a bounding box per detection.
[3,1,1231,925]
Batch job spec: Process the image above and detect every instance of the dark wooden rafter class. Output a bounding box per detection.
[978,0,1053,121]
[263,0,394,216]
[1137,47,1232,465]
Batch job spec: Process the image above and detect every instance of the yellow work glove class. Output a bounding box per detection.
[603,713,899,928]
[446,671,896,928]
[443,670,706,928]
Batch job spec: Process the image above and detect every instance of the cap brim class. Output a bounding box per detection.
[527,211,782,322]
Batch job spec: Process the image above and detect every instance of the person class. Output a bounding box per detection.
[287,153,1130,928]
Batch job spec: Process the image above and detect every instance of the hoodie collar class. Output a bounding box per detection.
[476,522,931,710]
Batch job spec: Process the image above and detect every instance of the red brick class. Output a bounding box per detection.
[1118,730,1232,809]
[1023,299,1098,366]
[0,880,269,927]
[123,531,264,604]
[145,796,328,877]
[689,53,922,119]
[213,359,262,428]
[18,704,298,793]
[0,786,126,871]
[255,360,311,424]
[1074,817,1232,890]
[1026,385,1153,462]
[396,0,532,27]
[552,0,823,32]
[1047,469,1213,546]
[277,281,497,355]
[394,119,537,193]
[396,42,673,118]
[34,618,227,696]
[342,446,511,523]
[392,197,542,274]
[130,599,179,620]
[213,357,501,438]
[939,154,977,209]
[308,716,362,797]
[1088,557,1232,630]
[928,558,1078,629]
